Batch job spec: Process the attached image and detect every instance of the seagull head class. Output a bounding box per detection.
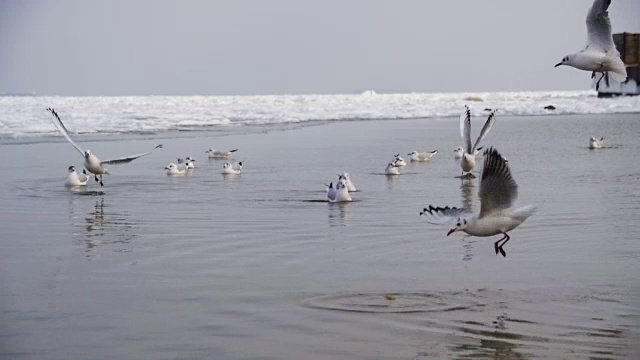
[408,151,417,156]
[85,150,92,157]
[68,165,75,172]
[205,148,214,153]
[447,218,468,236]
[165,163,176,170]
[223,162,231,169]
[555,55,571,67]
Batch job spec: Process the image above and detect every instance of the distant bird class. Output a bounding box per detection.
[589,137,605,149]
[326,182,337,202]
[339,172,357,192]
[555,0,627,90]
[328,178,352,203]
[47,108,162,186]
[222,161,243,174]
[392,154,407,167]
[65,166,89,186]
[420,147,536,257]
[544,105,556,111]
[408,150,438,162]
[459,106,496,176]
[206,148,238,159]
[165,163,187,176]
[385,162,401,175]
[178,157,195,169]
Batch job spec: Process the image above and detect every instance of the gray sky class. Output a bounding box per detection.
[1,0,639,96]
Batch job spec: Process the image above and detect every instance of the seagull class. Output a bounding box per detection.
[408,150,438,162]
[328,178,352,203]
[222,161,243,174]
[165,163,187,176]
[589,137,604,149]
[47,108,162,186]
[554,0,627,90]
[420,147,536,257]
[206,148,238,159]
[65,166,89,186]
[339,172,357,192]
[177,157,195,169]
[459,106,496,176]
[326,182,337,202]
[385,162,401,175]
[392,154,407,167]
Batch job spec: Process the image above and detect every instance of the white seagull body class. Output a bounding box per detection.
[392,154,407,167]
[408,150,438,162]
[589,137,604,149]
[47,108,162,186]
[327,178,352,203]
[65,166,89,186]
[178,157,195,169]
[555,0,627,90]
[385,162,401,175]
[222,161,243,174]
[165,163,187,176]
[339,172,357,192]
[206,148,238,159]
[459,106,496,175]
[420,147,536,257]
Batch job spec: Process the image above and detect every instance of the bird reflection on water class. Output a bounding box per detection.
[81,197,138,258]
[460,180,476,261]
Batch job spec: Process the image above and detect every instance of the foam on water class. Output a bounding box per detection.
[1,90,639,138]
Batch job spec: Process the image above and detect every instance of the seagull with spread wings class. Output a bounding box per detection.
[459,106,496,177]
[47,108,162,186]
[554,0,627,90]
[420,147,536,257]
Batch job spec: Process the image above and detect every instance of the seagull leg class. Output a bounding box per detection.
[94,174,99,182]
[99,175,104,187]
[497,233,510,258]
[604,72,610,87]
[591,71,596,79]
[494,234,506,255]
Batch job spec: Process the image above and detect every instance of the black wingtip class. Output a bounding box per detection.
[155,144,163,149]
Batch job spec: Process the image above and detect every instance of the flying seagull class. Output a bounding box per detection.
[555,0,627,90]
[47,108,162,186]
[420,147,536,257]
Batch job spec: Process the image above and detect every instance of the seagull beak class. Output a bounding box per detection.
[447,228,457,236]
[554,62,562,67]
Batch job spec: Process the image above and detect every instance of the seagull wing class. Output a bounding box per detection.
[420,205,470,225]
[101,144,163,165]
[460,106,472,154]
[472,110,496,152]
[47,108,85,156]
[585,0,616,53]
[478,147,518,218]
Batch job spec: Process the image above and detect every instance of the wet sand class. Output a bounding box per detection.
[1,114,639,359]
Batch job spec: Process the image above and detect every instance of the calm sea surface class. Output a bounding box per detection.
[1,114,639,359]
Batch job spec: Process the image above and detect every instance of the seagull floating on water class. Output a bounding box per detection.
[65,166,89,186]
[47,108,162,186]
[178,157,195,169]
[385,162,401,175]
[392,154,407,167]
[554,0,627,90]
[327,178,352,203]
[222,161,243,174]
[339,173,357,192]
[408,150,438,162]
[165,163,187,176]
[459,106,496,176]
[420,147,536,257]
[589,137,605,149]
[206,148,238,159]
